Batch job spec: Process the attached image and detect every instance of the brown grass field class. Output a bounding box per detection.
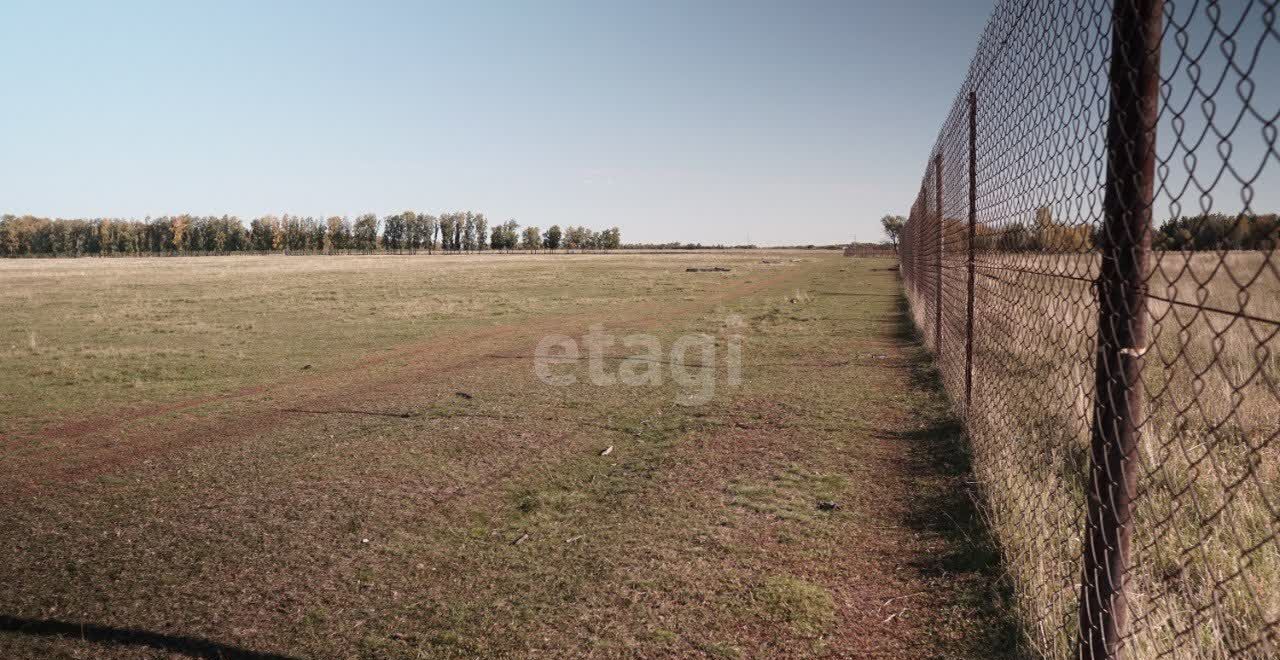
[0,252,1012,658]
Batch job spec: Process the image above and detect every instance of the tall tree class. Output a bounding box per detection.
[439,214,456,252]
[880,215,906,252]
[542,225,562,251]
[475,214,488,251]
[463,213,478,252]
[600,227,621,250]
[422,214,438,253]
[354,213,379,253]
[169,216,189,253]
[403,211,421,253]
[383,213,406,253]
[521,226,541,252]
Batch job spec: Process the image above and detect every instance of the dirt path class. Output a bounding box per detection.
[0,257,1010,658]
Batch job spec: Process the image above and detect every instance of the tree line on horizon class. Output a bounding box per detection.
[881,210,1279,252]
[0,212,622,257]
[618,241,760,250]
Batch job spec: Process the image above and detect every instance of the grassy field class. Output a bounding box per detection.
[0,253,759,434]
[0,252,1011,658]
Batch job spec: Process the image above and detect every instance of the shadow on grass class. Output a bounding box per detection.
[886,293,1021,657]
[0,616,297,660]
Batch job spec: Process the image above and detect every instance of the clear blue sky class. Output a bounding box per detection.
[0,0,994,246]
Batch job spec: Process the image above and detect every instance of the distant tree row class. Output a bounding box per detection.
[1153,213,1279,251]
[619,242,761,250]
[979,207,1096,252]
[891,208,1278,253]
[986,210,1279,252]
[0,213,622,257]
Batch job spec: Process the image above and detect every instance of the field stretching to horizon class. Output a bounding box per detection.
[0,252,1013,658]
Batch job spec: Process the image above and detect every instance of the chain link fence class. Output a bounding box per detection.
[897,0,1279,657]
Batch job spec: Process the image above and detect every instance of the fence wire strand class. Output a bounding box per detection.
[898,0,1279,657]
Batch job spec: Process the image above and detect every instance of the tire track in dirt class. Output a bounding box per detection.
[1,263,816,499]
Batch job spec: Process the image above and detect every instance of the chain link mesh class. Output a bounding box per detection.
[898,0,1279,657]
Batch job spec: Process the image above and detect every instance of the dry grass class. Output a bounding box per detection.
[911,250,1280,658]
[0,253,1009,658]
[0,251,797,436]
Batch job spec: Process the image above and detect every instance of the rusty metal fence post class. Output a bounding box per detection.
[1077,0,1163,657]
[964,91,977,413]
[934,153,944,354]
[918,182,927,312]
